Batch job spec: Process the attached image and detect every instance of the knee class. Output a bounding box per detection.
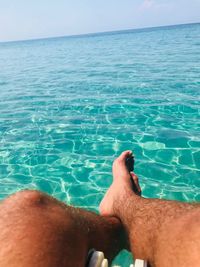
[5,190,49,210]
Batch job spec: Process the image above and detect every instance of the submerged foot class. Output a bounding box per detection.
[99,150,141,217]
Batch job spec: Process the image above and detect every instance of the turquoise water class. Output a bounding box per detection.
[0,23,200,265]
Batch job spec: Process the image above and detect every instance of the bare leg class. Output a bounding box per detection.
[0,190,126,267]
[100,151,200,267]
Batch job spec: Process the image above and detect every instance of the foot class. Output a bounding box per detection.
[99,151,141,217]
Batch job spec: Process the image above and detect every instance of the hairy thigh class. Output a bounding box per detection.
[0,190,88,267]
[155,208,200,267]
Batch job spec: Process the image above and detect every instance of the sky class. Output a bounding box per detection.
[0,0,200,42]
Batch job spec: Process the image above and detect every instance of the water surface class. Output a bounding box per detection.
[0,23,200,266]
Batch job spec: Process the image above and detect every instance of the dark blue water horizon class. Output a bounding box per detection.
[1,21,200,45]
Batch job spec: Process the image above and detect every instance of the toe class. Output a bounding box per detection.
[117,150,132,162]
[130,172,141,195]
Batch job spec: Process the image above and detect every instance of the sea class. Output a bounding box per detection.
[0,23,200,266]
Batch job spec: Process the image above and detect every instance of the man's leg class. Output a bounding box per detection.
[100,151,200,267]
[0,190,126,267]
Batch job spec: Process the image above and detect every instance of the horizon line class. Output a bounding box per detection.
[1,21,200,44]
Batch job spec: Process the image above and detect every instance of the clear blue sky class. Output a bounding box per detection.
[0,0,200,42]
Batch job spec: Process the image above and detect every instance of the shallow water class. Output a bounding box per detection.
[0,23,200,266]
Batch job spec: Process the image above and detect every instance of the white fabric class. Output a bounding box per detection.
[131,259,148,267]
[88,251,108,267]
[87,250,147,267]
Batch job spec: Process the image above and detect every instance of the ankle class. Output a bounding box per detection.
[114,192,140,219]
